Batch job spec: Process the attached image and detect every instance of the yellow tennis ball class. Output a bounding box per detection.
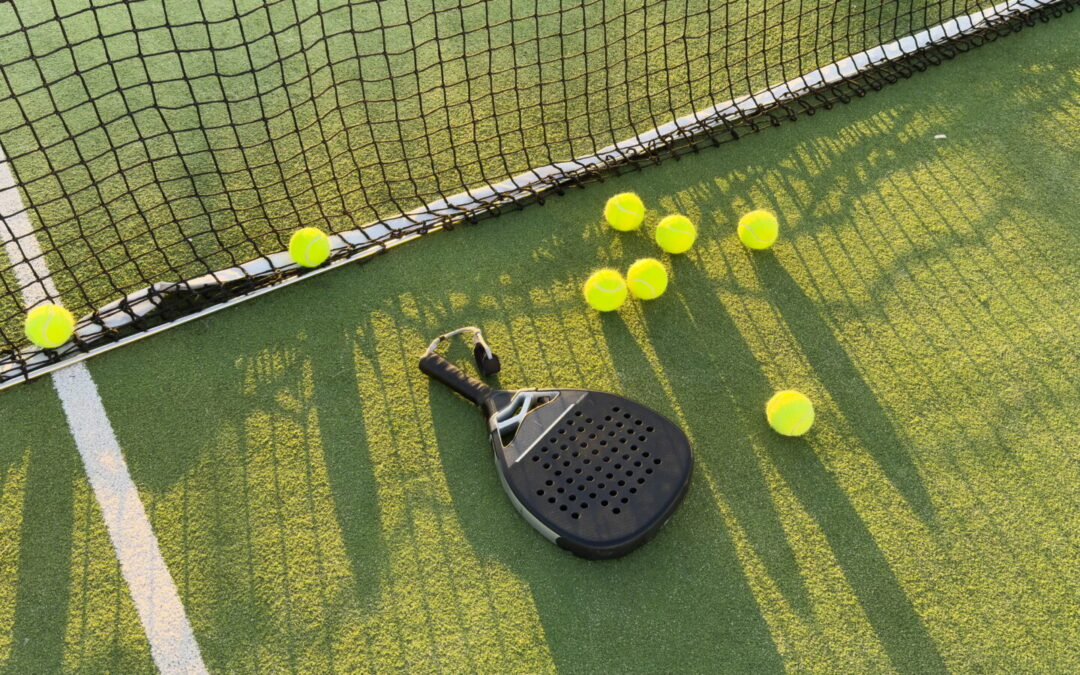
[604,192,645,231]
[626,258,668,300]
[738,209,779,249]
[766,390,815,436]
[583,269,628,312]
[289,227,331,267]
[24,303,75,349]
[655,214,697,254]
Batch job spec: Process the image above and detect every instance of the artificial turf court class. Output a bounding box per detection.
[1,7,1078,674]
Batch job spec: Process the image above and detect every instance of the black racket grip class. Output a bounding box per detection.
[419,353,492,407]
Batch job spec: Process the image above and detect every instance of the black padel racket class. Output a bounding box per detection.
[420,327,692,560]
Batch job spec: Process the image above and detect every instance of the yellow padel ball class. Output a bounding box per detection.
[24,303,75,349]
[766,390,815,436]
[626,258,668,300]
[655,214,697,254]
[737,209,779,249]
[583,269,628,312]
[289,227,331,267]
[604,192,646,231]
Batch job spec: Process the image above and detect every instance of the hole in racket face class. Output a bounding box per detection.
[537,404,661,518]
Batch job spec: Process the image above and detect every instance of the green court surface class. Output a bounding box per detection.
[2,12,1078,674]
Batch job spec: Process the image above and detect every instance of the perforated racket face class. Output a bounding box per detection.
[488,389,692,559]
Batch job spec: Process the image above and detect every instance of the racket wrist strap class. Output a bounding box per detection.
[473,342,501,376]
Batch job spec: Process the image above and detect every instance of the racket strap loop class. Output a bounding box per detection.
[423,326,500,378]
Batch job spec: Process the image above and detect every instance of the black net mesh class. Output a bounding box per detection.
[0,0,1074,387]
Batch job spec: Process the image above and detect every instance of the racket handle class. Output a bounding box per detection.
[419,353,492,406]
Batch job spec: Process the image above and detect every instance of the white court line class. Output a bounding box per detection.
[1,146,207,673]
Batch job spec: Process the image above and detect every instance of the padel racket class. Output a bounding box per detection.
[420,327,692,560]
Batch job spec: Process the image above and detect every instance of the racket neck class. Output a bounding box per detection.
[483,389,514,417]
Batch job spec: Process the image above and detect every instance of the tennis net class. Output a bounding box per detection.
[0,0,1073,388]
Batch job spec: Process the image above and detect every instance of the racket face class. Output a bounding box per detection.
[486,389,692,559]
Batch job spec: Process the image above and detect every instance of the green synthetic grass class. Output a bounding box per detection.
[0,0,999,351]
[1,9,1079,674]
[0,380,153,672]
